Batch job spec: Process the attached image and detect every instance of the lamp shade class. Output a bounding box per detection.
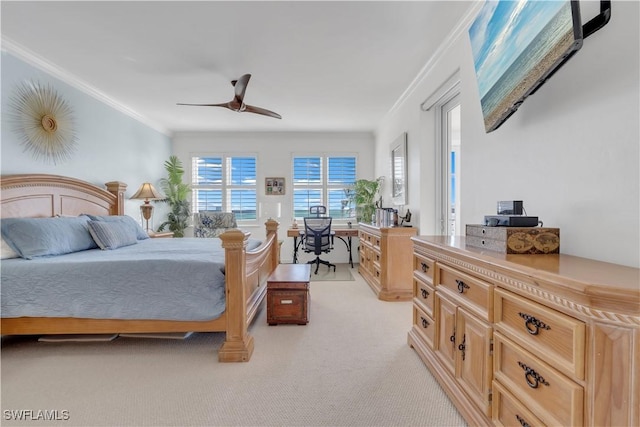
[131,183,163,201]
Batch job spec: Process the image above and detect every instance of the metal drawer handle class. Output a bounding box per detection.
[421,289,429,299]
[518,312,551,335]
[421,262,430,273]
[516,415,531,427]
[458,334,466,361]
[456,279,469,293]
[518,361,549,389]
[420,316,430,328]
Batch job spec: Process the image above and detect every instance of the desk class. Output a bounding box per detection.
[287,227,358,267]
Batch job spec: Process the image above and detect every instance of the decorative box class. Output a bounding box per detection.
[266,264,311,325]
[465,225,560,254]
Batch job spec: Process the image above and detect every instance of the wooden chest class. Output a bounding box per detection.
[465,224,560,254]
[266,264,311,325]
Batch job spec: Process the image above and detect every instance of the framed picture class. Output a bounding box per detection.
[391,132,408,205]
[265,177,285,195]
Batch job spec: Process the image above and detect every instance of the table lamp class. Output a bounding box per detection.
[131,182,163,233]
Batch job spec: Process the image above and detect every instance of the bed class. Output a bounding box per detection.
[0,174,279,362]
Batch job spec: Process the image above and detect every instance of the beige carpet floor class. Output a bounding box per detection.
[1,271,466,427]
[309,263,354,281]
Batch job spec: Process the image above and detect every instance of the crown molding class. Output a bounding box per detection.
[2,37,171,137]
[382,1,483,121]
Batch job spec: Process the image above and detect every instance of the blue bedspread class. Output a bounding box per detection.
[1,238,262,321]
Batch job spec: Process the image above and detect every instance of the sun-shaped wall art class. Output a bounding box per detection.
[8,81,77,164]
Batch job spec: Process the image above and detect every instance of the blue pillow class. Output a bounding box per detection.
[84,214,149,240]
[87,220,138,250]
[0,216,98,260]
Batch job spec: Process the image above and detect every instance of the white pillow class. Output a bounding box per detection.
[1,237,20,259]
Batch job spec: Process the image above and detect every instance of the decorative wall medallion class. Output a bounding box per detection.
[9,81,77,164]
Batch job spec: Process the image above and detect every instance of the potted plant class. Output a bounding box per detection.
[157,156,191,237]
[353,177,383,224]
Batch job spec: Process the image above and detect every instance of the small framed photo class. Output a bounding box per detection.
[265,177,285,195]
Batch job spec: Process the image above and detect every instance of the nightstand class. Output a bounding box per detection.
[148,231,174,238]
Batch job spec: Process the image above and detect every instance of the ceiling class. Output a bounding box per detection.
[1,1,473,134]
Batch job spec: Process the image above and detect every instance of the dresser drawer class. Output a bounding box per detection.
[494,333,583,427]
[372,249,381,265]
[492,380,546,427]
[494,288,585,380]
[414,278,435,317]
[372,265,381,284]
[414,253,435,280]
[413,305,435,349]
[438,264,493,321]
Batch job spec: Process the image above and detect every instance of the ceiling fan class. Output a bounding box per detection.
[177,74,282,119]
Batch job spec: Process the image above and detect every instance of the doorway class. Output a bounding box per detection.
[435,94,461,236]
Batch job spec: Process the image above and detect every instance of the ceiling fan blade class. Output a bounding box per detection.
[244,104,282,119]
[232,74,251,103]
[176,102,230,108]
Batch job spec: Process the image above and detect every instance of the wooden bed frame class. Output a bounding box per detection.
[0,174,279,362]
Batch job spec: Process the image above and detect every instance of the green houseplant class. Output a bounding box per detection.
[353,177,383,224]
[157,156,191,237]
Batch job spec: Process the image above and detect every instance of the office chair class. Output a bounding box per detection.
[303,216,336,274]
[309,205,327,217]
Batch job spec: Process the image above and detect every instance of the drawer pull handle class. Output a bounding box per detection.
[457,334,466,361]
[516,415,531,427]
[421,262,430,273]
[456,279,469,293]
[518,361,549,389]
[518,312,551,335]
[421,289,429,299]
[420,317,430,328]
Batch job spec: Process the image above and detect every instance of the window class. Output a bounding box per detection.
[292,155,356,220]
[191,155,257,221]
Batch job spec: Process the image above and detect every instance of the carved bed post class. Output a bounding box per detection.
[265,219,280,266]
[104,181,127,215]
[218,229,252,362]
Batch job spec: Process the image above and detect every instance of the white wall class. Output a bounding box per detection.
[375,1,639,267]
[1,52,172,221]
[172,131,374,263]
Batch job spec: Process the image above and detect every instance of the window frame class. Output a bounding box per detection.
[291,152,357,224]
[190,152,259,224]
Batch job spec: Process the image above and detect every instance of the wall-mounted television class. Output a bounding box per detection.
[469,0,584,133]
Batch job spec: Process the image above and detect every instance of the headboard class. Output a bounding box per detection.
[0,174,126,218]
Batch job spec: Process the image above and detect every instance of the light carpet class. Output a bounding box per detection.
[1,272,466,427]
[309,263,354,281]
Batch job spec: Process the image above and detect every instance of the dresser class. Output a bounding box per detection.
[408,236,639,427]
[358,223,417,301]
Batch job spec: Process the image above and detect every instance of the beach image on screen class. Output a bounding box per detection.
[469,0,577,132]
